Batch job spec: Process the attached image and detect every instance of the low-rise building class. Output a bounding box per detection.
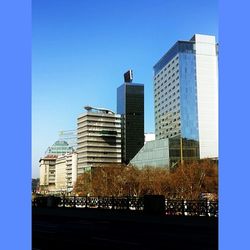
[55,155,67,192]
[40,152,78,194]
[55,152,78,193]
[130,137,200,169]
[39,155,57,193]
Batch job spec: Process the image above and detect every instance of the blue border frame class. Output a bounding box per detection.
[1,0,250,249]
[0,1,31,249]
[220,0,250,249]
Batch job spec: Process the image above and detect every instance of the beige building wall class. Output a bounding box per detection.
[66,152,78,191]
[55,155,67,191]
[39,156,57,192]
[77,110,122,174]
[52,152,78,193]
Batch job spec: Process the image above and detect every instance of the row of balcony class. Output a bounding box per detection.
[77,143,121,149]
[77,117,121,125]
[77,158,121,164]
[77,138,121,144]
[77,133,121,139]
[77,125,121,133]
[77,147,121,154]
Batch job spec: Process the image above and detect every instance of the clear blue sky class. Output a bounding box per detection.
[32,0,218,177]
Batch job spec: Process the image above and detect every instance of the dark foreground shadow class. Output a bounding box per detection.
[33,207,218,250]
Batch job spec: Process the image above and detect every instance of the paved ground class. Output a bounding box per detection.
[33,208,218,250]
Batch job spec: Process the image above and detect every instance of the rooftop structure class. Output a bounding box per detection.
[58,130,77,150]
[45,140,74,156]
[84,105,115,114]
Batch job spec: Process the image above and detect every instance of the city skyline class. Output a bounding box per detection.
[32,0,218,177]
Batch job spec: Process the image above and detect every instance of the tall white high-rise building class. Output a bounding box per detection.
[153,34,218,160]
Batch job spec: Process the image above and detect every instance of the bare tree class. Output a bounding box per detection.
[73,160,218,199]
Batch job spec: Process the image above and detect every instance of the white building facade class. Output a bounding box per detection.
[55,155,67,192]
[66,152,78,192]
[55,152,78,193]
[39,155,57,193]
[39,152,77,194]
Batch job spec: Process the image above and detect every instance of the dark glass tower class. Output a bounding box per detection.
[117,70,144,164]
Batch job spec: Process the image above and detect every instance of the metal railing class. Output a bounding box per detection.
[165,199,218,217]
[32,195,218,217]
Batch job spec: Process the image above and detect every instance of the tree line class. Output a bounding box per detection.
[73,159,218,200]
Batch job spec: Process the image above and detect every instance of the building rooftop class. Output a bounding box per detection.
[52,140,69,146]
[39,155,58,162]
[45,140,74,156]
[84,105,115,114]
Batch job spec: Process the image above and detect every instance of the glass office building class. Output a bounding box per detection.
[131,34,218,169]
[130,139,169,168]
[153,34,218,162]
[117,77,144,164]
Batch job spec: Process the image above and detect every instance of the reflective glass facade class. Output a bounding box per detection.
[168,136,199,167]
[153,39,201,165]
[117,83,144,164]
[153,34,218,166]
[179,53,199,141]
[153,41,195,75]
[130,139,169,168]
[131,34,218,169]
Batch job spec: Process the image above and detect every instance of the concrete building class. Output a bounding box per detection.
[65,152,78,192]
[131,34,218,168]
[55,152,77,193]
[117,70,144,164]
[55,155,67,192]
[39,155,57,193]
[77,106,122,174]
